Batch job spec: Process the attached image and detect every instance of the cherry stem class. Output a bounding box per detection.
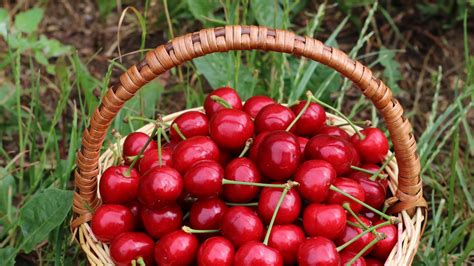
[160,125,171,143]
[172,123,187,140]
[286,91,313,132]
[124,127,158,177]
[346,221,363,229]
[342,203,369,230]
[136,257,145,266]
[263,181,298,246]
[336,220,391,252]
[112,129,122,166]
[222,179,299,189]
[210,95,232,109]
[369,153,395,181]
[238,138,254,158]
[183,212,190,221]
[131,260,136,266]
[157,127,163,167]
[346,236,383,266]
[329,185,399,223]
[350,165,388,179]
[308,93,365,140]
[225,202,258,207]
[182,226,219,234]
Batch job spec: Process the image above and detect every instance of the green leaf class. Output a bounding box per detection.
[0,247,16,266]
[0,167,15,217]
[251,0,283,28]
[38,35,72,57]
[14,8,44,34]
[0,8,9,37]
[18,188,73,253]
[378,46,401,94]
[97,0,117,17]
[186,0,220,25]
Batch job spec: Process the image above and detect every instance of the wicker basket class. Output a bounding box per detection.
[72,25,428,265]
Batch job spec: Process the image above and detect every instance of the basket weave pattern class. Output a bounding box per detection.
[72,25,428,265]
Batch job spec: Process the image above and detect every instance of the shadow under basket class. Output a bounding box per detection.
[71,25,428,265]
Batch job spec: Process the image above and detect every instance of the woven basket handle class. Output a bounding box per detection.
[72,25,427,228]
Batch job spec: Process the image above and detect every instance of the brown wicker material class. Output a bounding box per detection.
[72,25,427,265]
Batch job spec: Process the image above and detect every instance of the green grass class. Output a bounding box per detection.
[0,1,473,265]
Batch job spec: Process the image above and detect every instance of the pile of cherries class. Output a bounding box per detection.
[91,87,399,266]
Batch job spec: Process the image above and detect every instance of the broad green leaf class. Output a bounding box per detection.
[0,8,8,37]
[18,188,73,252]
[186,0,220,25]
[38,35,72,57]
[378,46,401,94]
[251,0,283,28]
[0,167,15,217]
[0,247,16,266]
[97,0,117,17]
[14,8,44,34]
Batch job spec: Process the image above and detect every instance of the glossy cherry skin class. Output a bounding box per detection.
[184,160,224,198]
[140,204,182,239]
[234,241,283,266]
[305,134,359,175]
[122,132,157,164]
[351,128,389,164]
[190,198,227,230]
[138,147,173,175]
[291,101,326,136]
[297,136,309,155]
[317,126,351,141]
[257,131,301,180]
[327,177,366,212]
[297,237,340,266]
[365,258,384,266]
[99,166,139,204]
[209,109,254,150]
[127,201,143,229]
[91,204,135,242]
[360,209,383,224]
[137,166,183,208]
[294,160,336,203]
[254,104,296,133]
[110,232,154,266]
[268,224,305,265]
[197,236,235,266]
[336,216,375,256]
[339,251,367,266]
[154,230,199,266]
[170,111,209,140]
[257,186,301,225]
[349,163,389,190]
[349,170,386,210]
[303,203,346,240]
[249,131,271,162]
[204,87,243,117]
[223,158,262,202]
[371,221,398,260]
[243,95,275,118]
[220,206,264,247]
[172,136,220,174]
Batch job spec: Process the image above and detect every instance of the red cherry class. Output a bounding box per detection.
[190,198,227,230]
[234,241,283,266]
[140,204,182,239]
[223,158,262,203]
[294,160,336,203]
[268,224,305,265]
[254,104,296,133]
[339,251,367,266]
[318,126,351,141]
[349,163,389,190]
[303,203,346,240]
[197,236,235,266]
[137,166,183,208]
[154,230,199,265]
[122,132,157,164]
[360,209,383,224]
[220,206,264,247]
[365,258,384,266]
[257,131,301,180]
[249,131,271,162]
[371,221,398,260]
[291,101,326,136]
[209,109,254,150]
[163,139,181,150]
[172,136,220,174]
[170,111,209,140]
[327,177,366,212]
[110,232,154,266]
[257,186,301,225]
[184,160,224,198]
[297,136,308,155]
[349,170,386,210]
[218,149,234,167]
[138,147,173,175]
[126,201,143,229]
[91,204,135,242]
[204,87,243,117]
[305,134,359,175]
[336,216,375,255]
[99,166,139,204]
[297,237,340,266]
[351,128,389,164]
[243,95,275,118]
